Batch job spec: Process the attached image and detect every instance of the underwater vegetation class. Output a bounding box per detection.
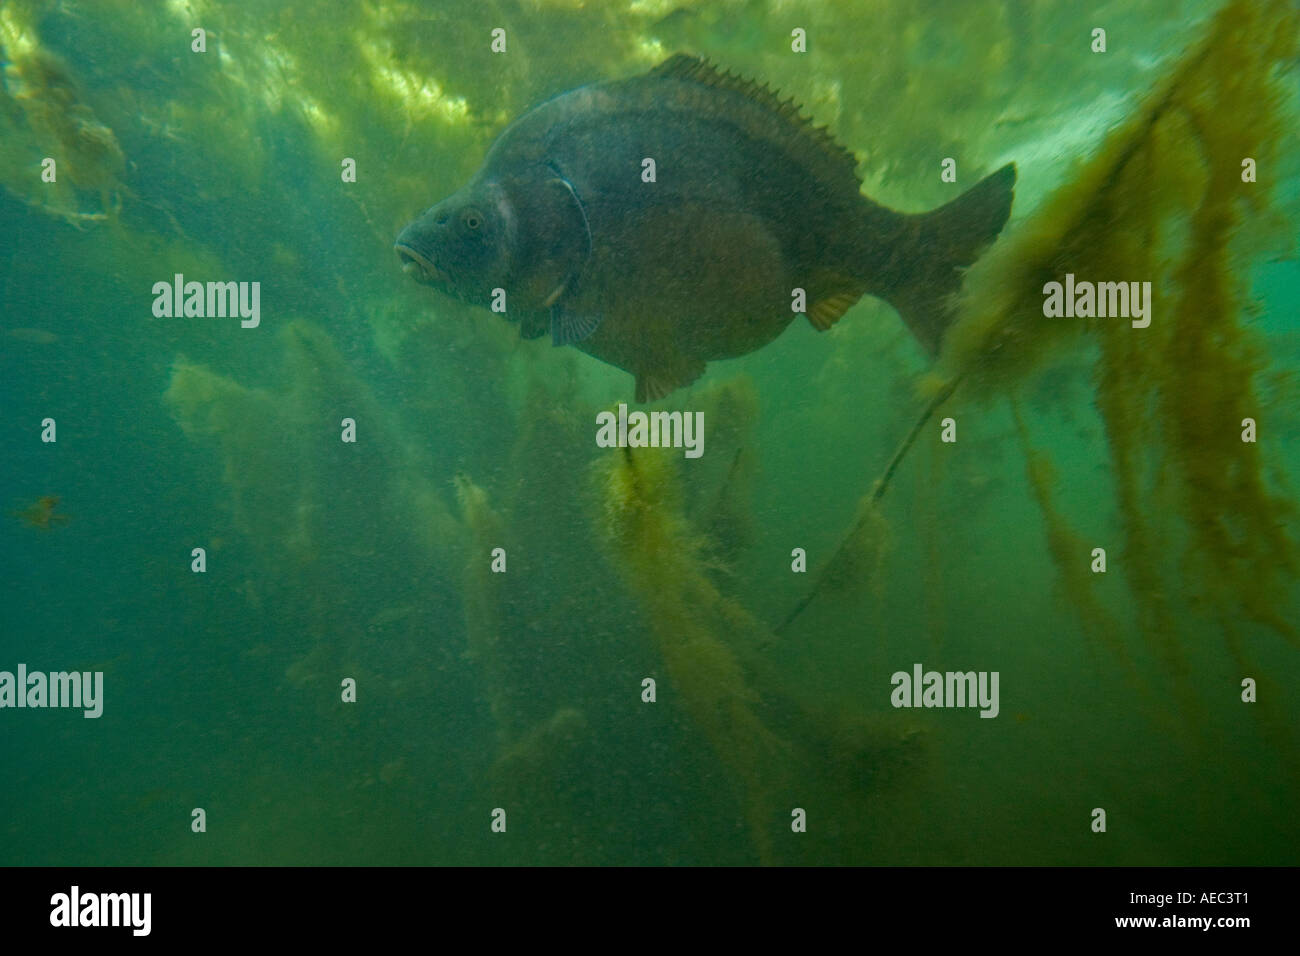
[11,494,70,530]
[2,0,1297,865]
[787,0,1299,749]
[0,33,124,224]
[596,427,928,863]
[596,442,793,862]
[920,0,1300,746]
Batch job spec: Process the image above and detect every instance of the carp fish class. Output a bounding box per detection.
[396,54,1015,402]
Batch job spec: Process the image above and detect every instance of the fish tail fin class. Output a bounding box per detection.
[873,162,1016,356]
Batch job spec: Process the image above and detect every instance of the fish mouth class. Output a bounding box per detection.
[394,244,448,285]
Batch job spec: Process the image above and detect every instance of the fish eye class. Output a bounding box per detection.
[461,208,484,231]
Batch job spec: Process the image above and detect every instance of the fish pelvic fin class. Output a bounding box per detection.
[806,286,867,331]
[872,162,1016,356]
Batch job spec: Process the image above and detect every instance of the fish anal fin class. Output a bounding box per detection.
[634,356,706,403]
[806,286,866,331]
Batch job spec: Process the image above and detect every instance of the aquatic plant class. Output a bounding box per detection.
[0,6,124,224]
[595,433,941,861]
[681,376,761,570]
[925,0,1298,724]
[770,0,1297,765]
[595,443,792,861]
[165,321,468,721]
[11,494,70,530]
[455,474,520,748]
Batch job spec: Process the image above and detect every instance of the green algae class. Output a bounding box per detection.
[923,0,1299,701]
[594,443,791,863]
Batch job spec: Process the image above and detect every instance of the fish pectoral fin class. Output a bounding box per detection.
[634,356,706,403]
[551,303,603,346]
[806,285,867,331]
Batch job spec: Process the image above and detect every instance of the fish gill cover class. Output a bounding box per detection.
[0,0,1297,868]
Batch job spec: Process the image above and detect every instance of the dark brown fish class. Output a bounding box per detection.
[396,54,1015,401]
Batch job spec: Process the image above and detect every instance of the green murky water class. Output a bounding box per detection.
[2,0,1297,865]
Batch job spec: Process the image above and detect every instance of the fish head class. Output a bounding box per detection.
[396,165,591,313]
[395,178,513,307]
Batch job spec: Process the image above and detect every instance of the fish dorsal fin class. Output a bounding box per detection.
[648,53,861,191]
